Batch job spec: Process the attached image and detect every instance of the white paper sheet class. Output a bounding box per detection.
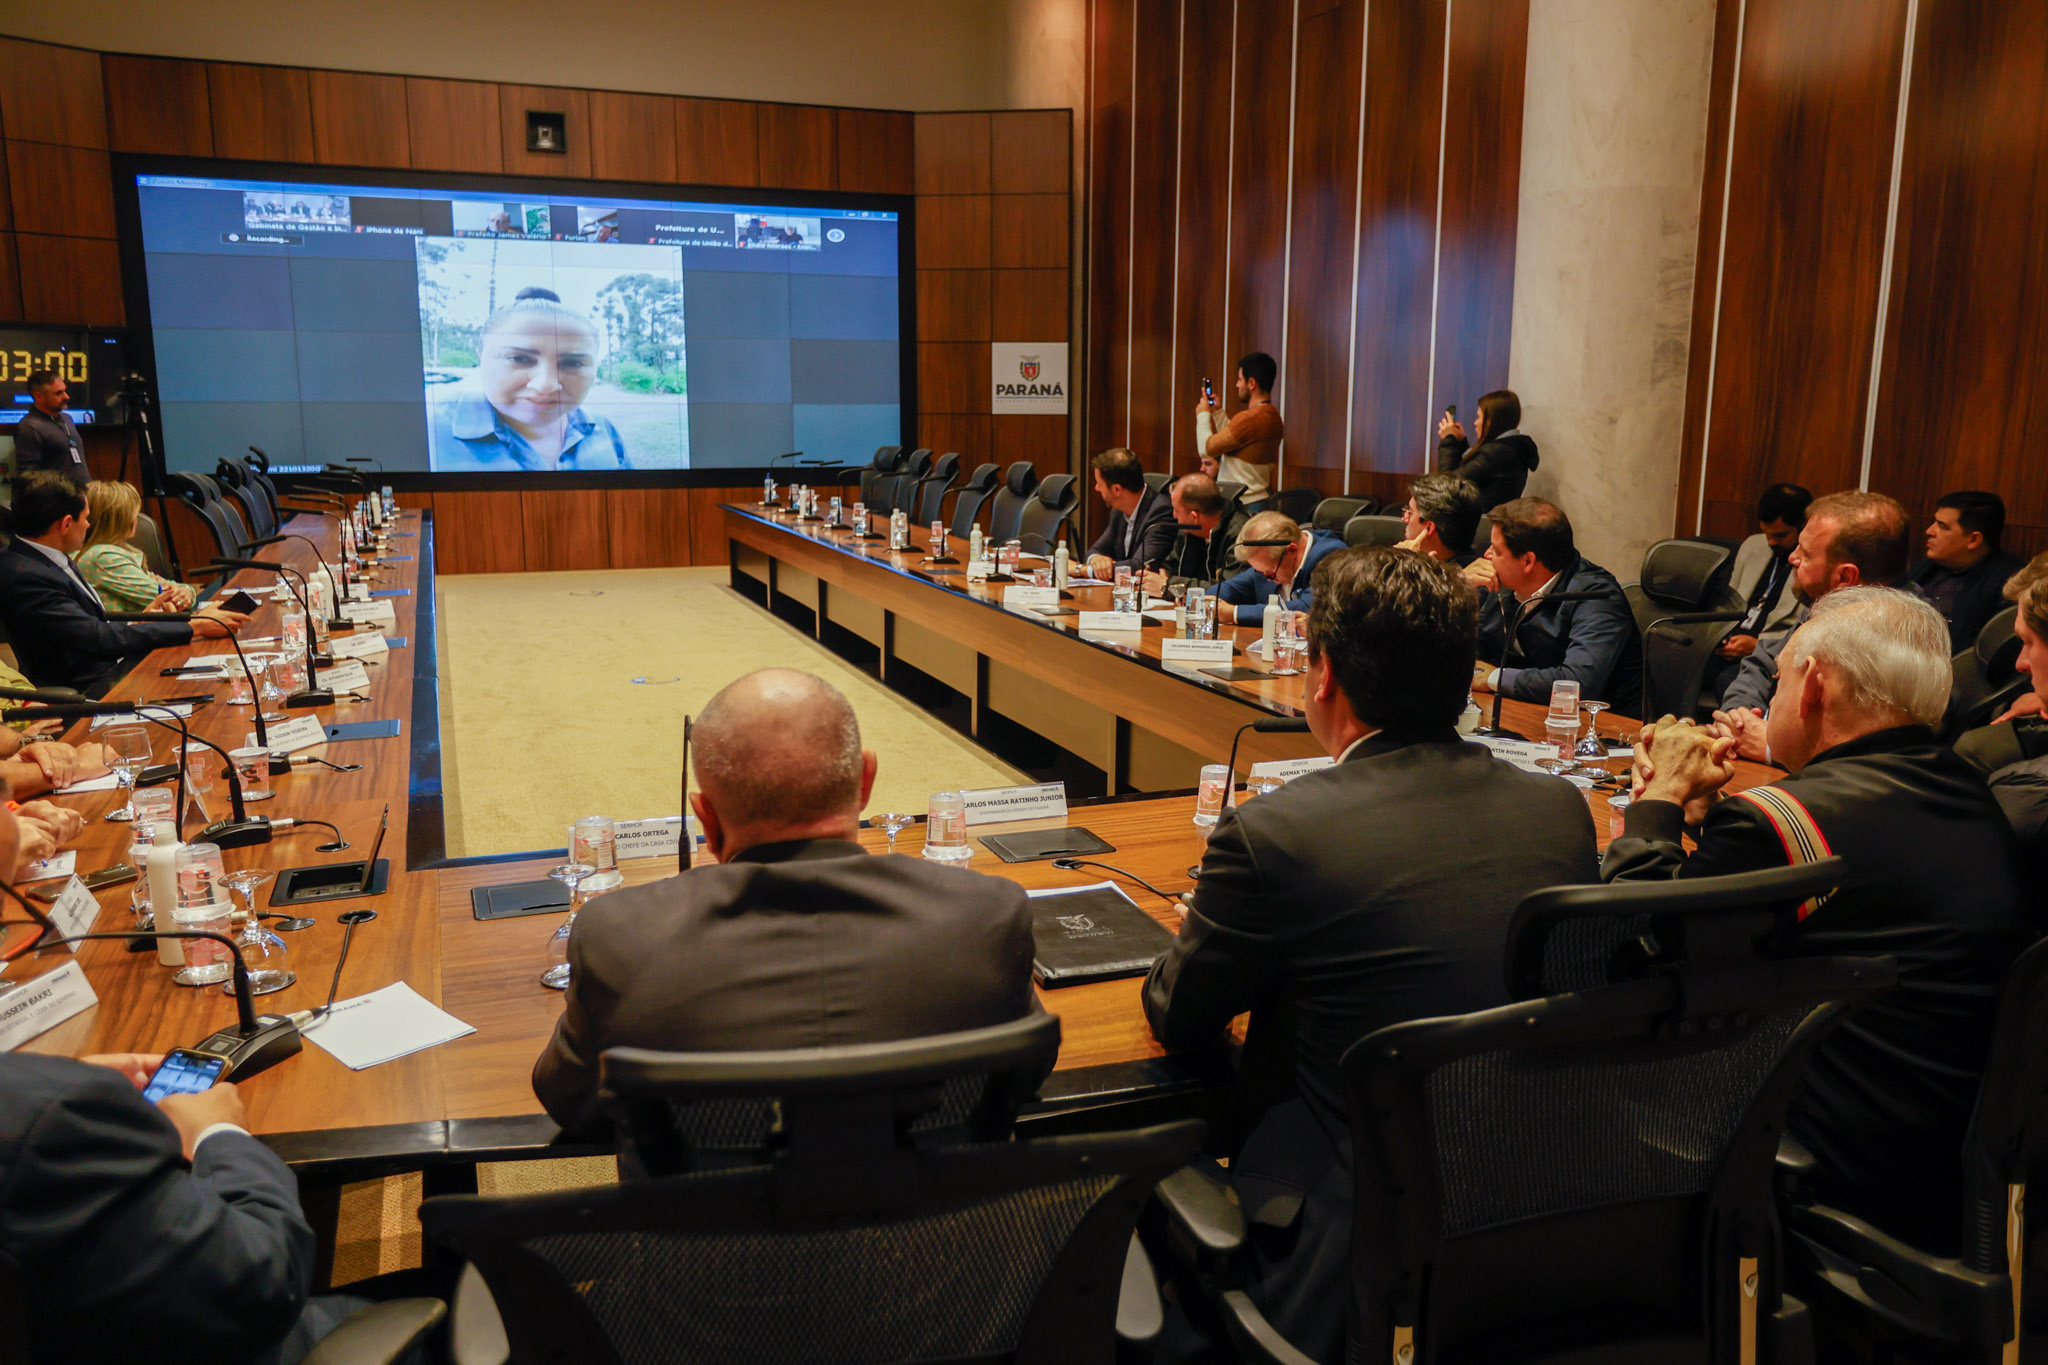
[300,982,475,1070]
[55,772,120,793]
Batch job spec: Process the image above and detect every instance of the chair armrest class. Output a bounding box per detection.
[1116,1234,1163,1346]
[296,1298,447,1365]
[1787,1203,2011,1346]
[1155,1162,1246,1260]
[1217,1289,1324,1365]
[1775,1134,1818,1199]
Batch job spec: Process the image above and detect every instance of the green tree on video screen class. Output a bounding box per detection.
[595,273,687,395]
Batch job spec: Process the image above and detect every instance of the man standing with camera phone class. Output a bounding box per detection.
[1194,351,1284,515]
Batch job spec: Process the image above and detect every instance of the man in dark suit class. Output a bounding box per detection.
[1605,587,2031,1247]
[1142,472,1247,593]
[1471,496,1641,708]
[1907,489,2024,653]
[533,668,1040,1139]
[1145,547,1600,1361]
[1083,447,1177,578]
[0,472,246,694]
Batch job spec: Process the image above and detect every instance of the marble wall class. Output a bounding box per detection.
[1508,0,1718,578]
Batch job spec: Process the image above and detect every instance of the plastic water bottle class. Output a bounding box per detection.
[763,471,775,506]
[969,524,984,565]
[1261,593,1280,657]
[147,824,184,965]
[1053,539,1070,590]
[930,519,946,553]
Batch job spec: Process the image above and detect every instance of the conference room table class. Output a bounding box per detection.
[5,505,1780,1186]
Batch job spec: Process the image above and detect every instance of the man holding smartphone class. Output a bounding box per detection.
[1194,351,1284,515]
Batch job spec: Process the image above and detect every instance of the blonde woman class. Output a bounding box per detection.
[73,481,195,614]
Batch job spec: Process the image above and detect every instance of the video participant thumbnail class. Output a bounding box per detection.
[451,200,551,237]
[735,213,821,250]
[416,237,688,471]
[242,191,350,231]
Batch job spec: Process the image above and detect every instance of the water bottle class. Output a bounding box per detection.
[891,508,909,550]
[763,471,776,505]
[1183,588,1202,638]
[1261,593,1280,657]
[930,519,946,554]
[969,524,984,565]
[147,823,184,965]
[1053,539,1070,590]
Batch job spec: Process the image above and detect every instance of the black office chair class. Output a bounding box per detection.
[1779,935,2048,1363]
[1266,487,1319,525]
[1142,470,1170,496]
[1943,606,2027,741]
[1472,512,1495,552]
[986,462,1039,545]
[167,472,253,562]
[1310,496,1368,533]
[886,448,933,516]
[132,511,178,583]
[912,450,961,525]
[215,457,276,539]
[420,1016,1201,1365]
[1625,538,1746,721]
[1017,473,1078,556]
[943,462,1002,541]
[1341,514,1405,549]
[1154,858,1893,1365]
[859,446,903,506]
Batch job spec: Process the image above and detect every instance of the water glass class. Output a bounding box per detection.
[171,842,234,986]
[226,658,256,706]
[540,861,595,990]
[229,746,275,802]
[1000,540,1023,578]
[930,519,946,551]
[1576,700,1612,758]
[103,723,151,821]
[1197,592,1219,640]
[1113,565,1138,614]
[877,811,914,853]
[270,653,308,695]
[1194,763,1230,828]
[131,784,175,839]
[852,501,867,532]
[921,792,971,861]
[1031,564,1054,588]
[570,815,624,897]
[1271,613,1303,676]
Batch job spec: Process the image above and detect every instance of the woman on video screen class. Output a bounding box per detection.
[428,287,629,472]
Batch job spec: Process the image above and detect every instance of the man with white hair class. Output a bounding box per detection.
[1603,587,2030,1243]
[533,668,1039,1138]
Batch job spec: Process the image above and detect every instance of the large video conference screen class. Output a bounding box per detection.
[122,166,908,477]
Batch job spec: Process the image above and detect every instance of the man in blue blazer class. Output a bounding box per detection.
[1470,496,1642,709]
[1216,510,1346,627]
[0,473,246,694]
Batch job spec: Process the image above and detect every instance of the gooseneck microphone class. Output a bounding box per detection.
[244,531,352,628]
[1224,715,1313,809]
[209,558,335,702]
[1480,589,1610,739]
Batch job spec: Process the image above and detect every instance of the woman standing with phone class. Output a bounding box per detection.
[1435,388,1541,512]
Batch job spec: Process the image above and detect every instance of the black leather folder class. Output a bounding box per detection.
[1029,885,1176,987]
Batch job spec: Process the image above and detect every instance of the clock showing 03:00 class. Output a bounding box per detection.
[0,348,90,383]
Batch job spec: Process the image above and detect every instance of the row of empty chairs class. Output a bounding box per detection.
[859,446,1080,554]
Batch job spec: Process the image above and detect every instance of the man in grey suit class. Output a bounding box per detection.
[1144,547,1600,1363]
[533,669,1040,1139]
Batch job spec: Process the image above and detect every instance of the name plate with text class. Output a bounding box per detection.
[1248,756,1334,784]
[265,714,329,754]
[1078,611,1144,633]
[0,961,97,1052]
[339,600,398,626]
[328,632,389,659]
[316,660,373,693]
[614,816,702,861]
[1002,586,1061,612]
[961,783,1069,826]
[45,876,99,951]
[1159,639,1234,666]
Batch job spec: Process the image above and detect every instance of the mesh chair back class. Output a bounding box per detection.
[1311,496,1367,532]
[1017,474,1077,556]
[1142,470,1170,495]
[986,463,1039,544]
[884,449,932,515]
[860,447,903,505]
[1342,514,1406,549]
[948,463,1002,540]
[1267,486,1319,523]
[167,472,248,560]
[1953,938,2048,1270]
[1342,932,1893,1362]
[1627,583,1744,722]
[132,512,176,582]
[913,451,961,524]
[1945,606,2027,740]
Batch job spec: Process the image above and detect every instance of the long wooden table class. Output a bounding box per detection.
[5,506,1774,1179]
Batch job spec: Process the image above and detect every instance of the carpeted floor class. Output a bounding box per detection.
[434,566,1027,858]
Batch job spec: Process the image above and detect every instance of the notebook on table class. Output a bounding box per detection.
[1027,881,1177,987]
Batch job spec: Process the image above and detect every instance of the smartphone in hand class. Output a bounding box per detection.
[1202,378,1216,405]
[1444,404,1457,419]
[142,1049,227,1104]
[221,590,260,614]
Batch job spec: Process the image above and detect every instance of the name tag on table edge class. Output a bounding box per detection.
[614,815,703,861]
[316,659,373,693]
[1077,610,1144,633]
[339,601,397,624]
[264,713,329,754]
[19,850,77,882]
[1002,585,1061,612]
[1248,755,1335,784]
[1160,638,1235,666]
[328,632,390,659]
[960,782,1068,827]
[0,960,97,1052]
[45,875,99,952]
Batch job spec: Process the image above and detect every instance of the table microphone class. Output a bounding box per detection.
[244,532,353,629]
[209,558,335,701]
[1224,716,1311,809]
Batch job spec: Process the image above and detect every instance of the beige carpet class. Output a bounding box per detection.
[435,566,1027,858]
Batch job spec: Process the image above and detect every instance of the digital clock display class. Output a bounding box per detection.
[0,326,123,427]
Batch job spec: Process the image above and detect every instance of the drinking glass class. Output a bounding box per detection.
[1000,541,1024,578]
[226,657,256,706]
[131,785,175,843]
[921,792,971,861]
[1544,680,1582,765]
[1576,700,1612,758]
[540,861,595,990]
[877,811,914,854]
[170,842,234,987]
[229,747,275,803]
[103,724,151,822]
[221,869,292,994]
[183,745,216,823]
[254,654,289,722]
[1194,764,1230,828]
[1270,613,1303,677]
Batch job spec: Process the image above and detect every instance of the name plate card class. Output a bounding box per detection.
[0,961,98,1052]
[316,660,373,693]
[19,850,77,882]
[339,600,398,626]
[1002,585,1061,612]
[328,632,389,659]
[345,584,372,603]
[960,783,1069,826]
[1247,756,1335,784]
[265,714,329,754]
[45,875,99,952]
[91,702,195,730]
[1160,639,1234,666]
[614,816,702,861]
[1078,611,1144,632]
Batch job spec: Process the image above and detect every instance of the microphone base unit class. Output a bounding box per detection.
[286,689,337,708]
[271,858,391,907]
[200,816,276,849]
[190,1014,303,1081]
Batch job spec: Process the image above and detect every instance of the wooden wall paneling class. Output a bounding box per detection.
[307,70,411,168]
[589,91,678,183]
[0,233,20,320]
[992,193,1068,270]
[1690,0,1909,516]
[1428,0,1529,424]
[1124,0,1183,468]
[1086,0,1135,455]
[432,491,526,575]
[207,64,315,163]
[994,414,1069,474]
[0,140,10,229]
[499,84,591,179]
[918,269,991,340]
[992,269,1067,341]
[918,342,990,415]
[1867,1,2048,530]
[521,489,609,572]
[757,103,836,191]
[991,110,1069,195]
[5,141,115,237]
[102,55,212,156]
[1674,0,1746,533]
[1280,0,1367,480]
[686,487,756,567]
[14,234,121,324]
[915,195,990,270]
[1163,0,1234,476]
[407,78,502,174]
[675,97,758,187]
[0,38,107,148]
[1223,0,1296,458]
[606,487,695,568]
[914,113,990,195]
[837,108,912,195]
[919,415,994,466]
[1348,0,1448,479]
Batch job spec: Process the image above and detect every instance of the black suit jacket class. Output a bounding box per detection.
[0,1055,315,1364]
[534,837,1041,1138]
[1909,551,2025,653]
[1086,484,1177,570]
[1436,431,1539,511]
[1475,554,1642,708]
[1603,727,2033,1243]
[1158,506,1250,586]
[1144,729,1599,1357]
[0,538,193,693]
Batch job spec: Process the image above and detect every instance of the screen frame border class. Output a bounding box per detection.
[109,152,918,491]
